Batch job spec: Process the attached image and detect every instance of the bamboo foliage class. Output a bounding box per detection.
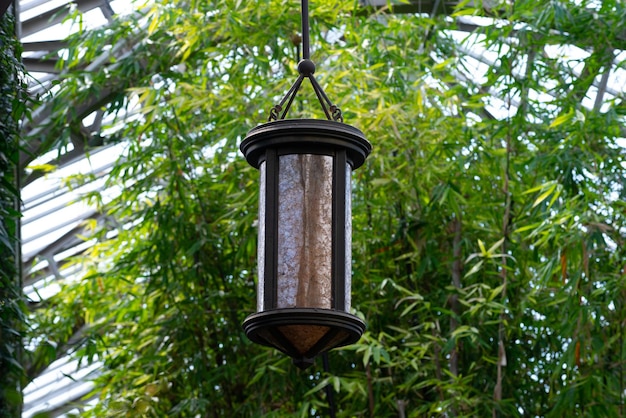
[24,0,626,416]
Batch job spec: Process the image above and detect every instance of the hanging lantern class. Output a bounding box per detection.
[241,1,371,369]
[241,119,370,368]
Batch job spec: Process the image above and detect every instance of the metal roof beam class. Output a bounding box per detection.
[20,0,59,13]
[22,40,67,51]
[20,84,118,170]
[20,0,105,38]
[22,57,60,73]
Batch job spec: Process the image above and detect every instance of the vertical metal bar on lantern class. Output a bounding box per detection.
[332,150,347,311]
[263,149,280,311]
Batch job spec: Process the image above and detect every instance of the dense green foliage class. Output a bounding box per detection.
[26,0,626,416]
[0,8,25,418]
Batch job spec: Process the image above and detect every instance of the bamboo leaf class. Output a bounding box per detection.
[465,260,484,277]
[549,109,575,128]
[533,183,557,208]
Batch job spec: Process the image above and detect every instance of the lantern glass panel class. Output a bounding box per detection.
[277,154,333,309]
[345,163,352,311]
[257,161,266,312]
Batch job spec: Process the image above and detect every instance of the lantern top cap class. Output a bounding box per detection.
[240,118,371,169]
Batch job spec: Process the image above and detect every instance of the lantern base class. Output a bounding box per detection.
[243,308,365,369]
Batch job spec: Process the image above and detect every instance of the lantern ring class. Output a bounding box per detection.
[240,119,371,170]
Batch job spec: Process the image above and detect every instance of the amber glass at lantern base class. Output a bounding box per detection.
[243,308,366,369]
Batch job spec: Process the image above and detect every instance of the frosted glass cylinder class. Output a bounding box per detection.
[276,154,333,309]
[344,163,352,311]
[255,155,355,313]
[256,162,266,311]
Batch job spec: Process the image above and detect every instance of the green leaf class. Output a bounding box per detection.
[533,182,557,208]
[478,239,487,256]
[549,109,574,128]
[465,260,484,277]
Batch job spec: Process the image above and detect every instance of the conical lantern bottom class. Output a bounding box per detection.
[243,308,365,369]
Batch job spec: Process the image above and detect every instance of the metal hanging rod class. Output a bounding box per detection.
[302,0,310,60]
[267,0,343,122]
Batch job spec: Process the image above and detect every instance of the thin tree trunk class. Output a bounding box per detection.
[432,325,445,402]
[494,115,512,418]
[396,399,407,418]
[450,216,462,416]
[366,362,375,418]
[450,216,462,379]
